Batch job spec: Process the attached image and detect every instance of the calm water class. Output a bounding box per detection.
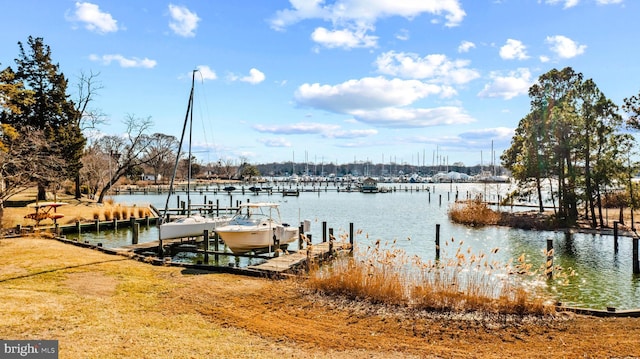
[67,182,640,310]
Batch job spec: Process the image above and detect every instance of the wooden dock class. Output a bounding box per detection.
[247,242,345,274]
[106,235,350,277]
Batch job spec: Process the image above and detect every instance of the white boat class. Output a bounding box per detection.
[215,202,299,254]
[159,215,229,240]
[158,70,229,240]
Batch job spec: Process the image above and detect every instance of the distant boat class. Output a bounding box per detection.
[223,186,236,192]
[215,202,298,254]
[283,189,300,197]
[360,177,379,193]
[159,70,229,240]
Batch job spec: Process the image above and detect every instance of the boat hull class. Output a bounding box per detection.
[216,225,299,254]
[159,216,229,240]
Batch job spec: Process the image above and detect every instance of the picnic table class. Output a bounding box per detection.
[24,202,67,226]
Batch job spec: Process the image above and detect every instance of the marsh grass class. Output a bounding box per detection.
[308,237,565,316]
[449,197,501,226]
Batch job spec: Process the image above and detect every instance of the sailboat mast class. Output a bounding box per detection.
[162,70,196,220]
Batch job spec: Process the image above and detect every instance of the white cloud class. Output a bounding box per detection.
[478,68,532,100]
[458,40,475,53]
[89,54,156,68]
[458,127,514,141]
[375,51,480,85]
[258,137,292,147]
[351,106,475,128]
[241,68,266,84]
[294,77,475,128]
[68,2,118,34]
[253,122,341,135]
[499,39,529,60]
[543,0,580,8]
[295,76,446,114]
[196,65,217,81]
[324,129,378,139]
[545,35,586,58]
[228,69,266,84]
[254,122,377,139]
[270,1,465,50]
[395,29,410,41]
[270,0,466,30]
[596,0,622,4]
[311,27,378,49]
[168,4,200,37]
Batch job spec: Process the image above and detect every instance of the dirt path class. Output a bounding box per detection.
[172,272,640,358]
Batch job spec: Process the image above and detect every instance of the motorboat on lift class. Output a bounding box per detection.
[214,202,298,254]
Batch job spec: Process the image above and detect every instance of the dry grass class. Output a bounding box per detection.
[307,238,559,316]
[0,236,292,358]
[449,197,501,226]
[1,236,639,358]
[1,200,153,229]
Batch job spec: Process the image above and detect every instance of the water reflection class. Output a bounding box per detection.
[65,183,640,310]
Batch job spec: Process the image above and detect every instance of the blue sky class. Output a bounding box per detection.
[1,0,637,168]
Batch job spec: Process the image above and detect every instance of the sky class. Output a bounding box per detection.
[1,0,638,169]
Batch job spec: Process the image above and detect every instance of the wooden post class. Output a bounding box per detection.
[428,192,431,203]
[76,221,81,235]
[349,222,354,253]
[614,221,619,253]
[180,201,186,215]
[158,239,164,257]
[435,224,440,260]
[145,215,150,227]
[439,194,442,206]
[132,223,139,245]
[299,224,304,250]
[634,237,640,274]
[328,227,334,253]
[94,219,100,232]
[113,218,117,230]
[216,199,220,217]
[203,230,210,264]
[54,223,59,237]
[546,239,554,280]
[130,216,135,230]
[322,221,327,243]
[214,231,219,264]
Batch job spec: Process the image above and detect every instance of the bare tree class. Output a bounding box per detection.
[74,70,106,132]
[143,133,178,184]
[94,114,161,203]
[79,142,110,199]
[0,125,65,224]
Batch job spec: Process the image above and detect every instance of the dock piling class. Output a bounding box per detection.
[546,239,554,280]
[435,224,440,260]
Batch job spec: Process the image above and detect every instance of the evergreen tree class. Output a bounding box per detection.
[3,36,85,200]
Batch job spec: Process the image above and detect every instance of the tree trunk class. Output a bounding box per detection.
[75,174,82,199]
[535,176,544,213]
[37,183,47,201]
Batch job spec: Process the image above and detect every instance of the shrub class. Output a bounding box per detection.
[448,197,501,226]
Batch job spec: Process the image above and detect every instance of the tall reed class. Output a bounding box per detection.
[307,237,564,316]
